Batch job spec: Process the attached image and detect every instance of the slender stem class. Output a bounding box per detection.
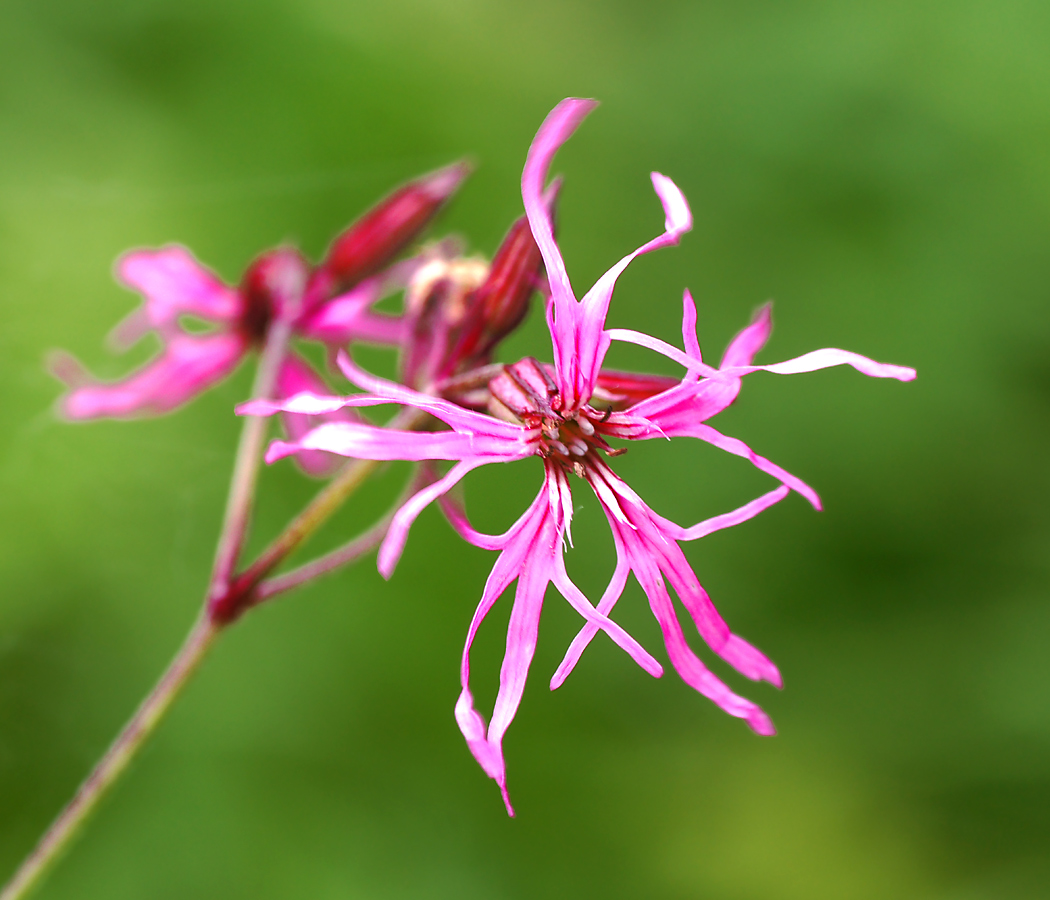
[252,464,429,604]
[210,317,294,594]
[210,406,427,622]
[0,614,221,900]
[3,321,427,897]
[1,320,295,900]
[252,515,391,601]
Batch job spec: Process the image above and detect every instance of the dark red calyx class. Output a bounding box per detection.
[316,161,471,299]
[238,248,309,344]
[447,213,544,373]
[591,369,681,410]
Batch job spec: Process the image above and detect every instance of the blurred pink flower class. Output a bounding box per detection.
[50,163,469,422]
[240,99,916,813]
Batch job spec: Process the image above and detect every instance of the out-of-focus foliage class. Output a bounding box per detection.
[2,1,1049,897]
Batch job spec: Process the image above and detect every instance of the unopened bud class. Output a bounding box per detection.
[316,161,471,299]
[442,180,558,377]
[449,214,543,368]
[238,248,309,343]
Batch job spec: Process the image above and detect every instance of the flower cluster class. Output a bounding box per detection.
[237,99,916,814]
[20,90,919,900]
[47,95,916,817]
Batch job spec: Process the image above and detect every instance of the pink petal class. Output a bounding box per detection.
[54,332,246,419]
[479,514,557,816]
[450,466,664,814]
[721,347,917,381]
[606,513,776,734]
[522,100,598,404]
[591,369,681,408]
[265,423,527,465]
[550,526,632,690]
[681,289,703,372]
[560,467,781,692]
[572,173,693,401]
[720,303,773,368]
[455,491,551,815]
[550,551,662,679]
[639,519,782,688]
[688,422,822,510]
[378,459,489,577]
[604,466,781,685]
[438,492,514,551]
[619,377,742,431]
[111,246,241,347]
[296,277,406,347]
[521,99,595,314]
[276,354,359,478]
[241,354,536,445]
[652,486,790,541]
[336,352,533,438]
[606,327,716,377]
[622,415,821,511]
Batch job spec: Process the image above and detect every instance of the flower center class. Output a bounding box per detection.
[487,358,623,476]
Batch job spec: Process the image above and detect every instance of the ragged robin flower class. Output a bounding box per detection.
[49,162,470,469]
[238,99,916,814]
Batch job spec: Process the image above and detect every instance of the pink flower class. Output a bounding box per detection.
[240,99,915,814]
[50,164,469,422]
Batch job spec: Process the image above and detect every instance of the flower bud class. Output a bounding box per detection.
[439,180,557,380]
[313,161,471,302]
[446,213,543,370]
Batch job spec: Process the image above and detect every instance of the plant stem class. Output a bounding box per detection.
[3,329,432,896]
[210,406,427,622]
[251,515,392,601]
[0,320,295,900]
[209,317,294,594]
[252,463,429,604]
[0,614,220,900]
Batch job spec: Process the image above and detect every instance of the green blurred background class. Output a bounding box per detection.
[2,0,1049,897]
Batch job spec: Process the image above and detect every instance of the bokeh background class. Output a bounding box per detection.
[2,0,1049,897]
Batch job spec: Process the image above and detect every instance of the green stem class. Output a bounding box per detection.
[210,406,426,623]
[209,316,294,596]
[0,614,220,900]
[251,463,429,604]
[2,340,435,897]
[0,319,295,900]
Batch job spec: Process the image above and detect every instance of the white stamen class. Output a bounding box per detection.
[577,416,595,436]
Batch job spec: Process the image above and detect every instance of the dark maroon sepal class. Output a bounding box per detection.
[315,161,471,298]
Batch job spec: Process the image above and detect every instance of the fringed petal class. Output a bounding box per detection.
[111,246,241,347]
[721,347,917,382]
[573,174,693,401]
[651,486,790,542]
[276,354,359,478]
[378,459,489,577]
[720,303,773,368]
[52,332,245,419]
